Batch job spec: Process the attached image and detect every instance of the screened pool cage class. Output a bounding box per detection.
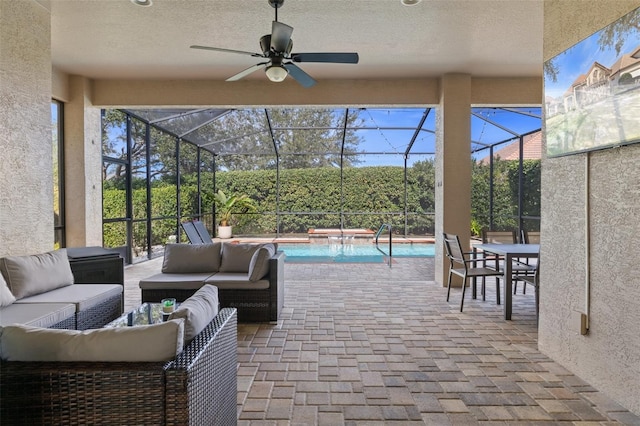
[101,107,541,263]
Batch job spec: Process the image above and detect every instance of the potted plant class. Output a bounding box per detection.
[213,190,257,239]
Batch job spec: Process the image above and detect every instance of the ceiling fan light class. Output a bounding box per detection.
[265,65,288,82]
[401,0,421,5]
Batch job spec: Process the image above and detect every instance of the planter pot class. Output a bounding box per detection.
[217,225,232,239]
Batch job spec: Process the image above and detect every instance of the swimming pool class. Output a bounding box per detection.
[280,243,435,263]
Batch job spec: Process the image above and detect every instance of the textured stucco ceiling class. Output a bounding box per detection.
[45,0,544,82]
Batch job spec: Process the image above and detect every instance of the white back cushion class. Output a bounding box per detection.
[0,319,184,362]
[0,249,74,299]
[248,244,276,281]
[169,284,219,343]
[0,273,16,307]
[220,243,275,273]
[162,243,221,273]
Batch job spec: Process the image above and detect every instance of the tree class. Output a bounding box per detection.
[178,108,365,171]
[103,108,367,177]
[102,110,181,189]
[544,59,560,83]
[269,109,363,170]
[597,8,640,55]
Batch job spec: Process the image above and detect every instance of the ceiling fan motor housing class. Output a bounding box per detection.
[260,34,293,56]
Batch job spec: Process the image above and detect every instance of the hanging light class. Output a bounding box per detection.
[265,65,288,82]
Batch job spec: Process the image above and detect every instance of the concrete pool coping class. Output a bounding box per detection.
[217,236,436,245]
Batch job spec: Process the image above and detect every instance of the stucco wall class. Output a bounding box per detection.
[0,1,52,257]
[540,0,640,415]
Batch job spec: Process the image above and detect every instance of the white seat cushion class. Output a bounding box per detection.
[0,303,75,328]
[14,284,122,312]
[205,273,270,290]
[138,273,214,290]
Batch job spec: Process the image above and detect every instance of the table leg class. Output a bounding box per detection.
[504,253,513,320]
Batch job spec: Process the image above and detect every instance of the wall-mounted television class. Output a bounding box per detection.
[544,7,640,157]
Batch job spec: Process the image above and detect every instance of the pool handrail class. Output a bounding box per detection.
[375,223,393,267]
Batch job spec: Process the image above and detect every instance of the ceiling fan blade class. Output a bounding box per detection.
[291,52,359,64]
[271,21,293,52]
[226,63,268,81]
[190,45,264,58]
[283,62,316,88]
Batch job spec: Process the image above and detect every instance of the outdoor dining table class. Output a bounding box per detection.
[474,243,540,320]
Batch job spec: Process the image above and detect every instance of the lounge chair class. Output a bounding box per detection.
[193,220,214,244]
[181,221,204,244]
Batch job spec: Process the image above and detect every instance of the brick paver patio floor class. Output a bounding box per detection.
[124,257,640,425]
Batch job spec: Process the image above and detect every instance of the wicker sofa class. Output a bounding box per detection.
[0,249,123,330]
[139,242,285,323]
[0,307,238,425]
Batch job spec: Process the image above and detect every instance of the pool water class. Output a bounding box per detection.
[280,243,435,263]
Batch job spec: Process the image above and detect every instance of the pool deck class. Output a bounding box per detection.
[122,258,640,424]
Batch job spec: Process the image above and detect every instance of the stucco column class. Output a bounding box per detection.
[0,1,52,257]
[435,73,472,287]
[64,75,103,247]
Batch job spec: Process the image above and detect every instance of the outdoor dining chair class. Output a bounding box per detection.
[512,259,540,323]
[478,229,532,295]
[520,230,540,244]
[513,229,540,293]
[479,229,535,294]
[443,232,504,312]
[481,229,517,245]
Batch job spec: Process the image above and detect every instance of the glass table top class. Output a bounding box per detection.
[105,302,176,328]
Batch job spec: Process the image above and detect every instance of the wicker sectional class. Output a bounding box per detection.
[0,249,124,330]
[141,250,285,323]
[0,308,238,425]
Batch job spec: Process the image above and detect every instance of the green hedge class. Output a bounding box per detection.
[103,160,539,248]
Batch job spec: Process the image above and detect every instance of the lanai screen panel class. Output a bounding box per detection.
[185,110,273,157]
[270,108,348,158]
[348,108,428,153]
[471,107,542,154]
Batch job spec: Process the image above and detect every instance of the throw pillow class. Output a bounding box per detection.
[0,319,185,362]
[162,243,222,273]
[0,273,16,307]
[168,284,219,343]
[248,244,276,281]
[219,243,266,273]
[0,249,74,300]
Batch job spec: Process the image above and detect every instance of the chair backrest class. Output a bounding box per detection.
[482,230,517,244]
[521,230,540,244]
[443,233,465,265]
[193,220,214,244]
[181,221,204,244]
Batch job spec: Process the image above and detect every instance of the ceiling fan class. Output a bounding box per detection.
[190,0,359,88]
